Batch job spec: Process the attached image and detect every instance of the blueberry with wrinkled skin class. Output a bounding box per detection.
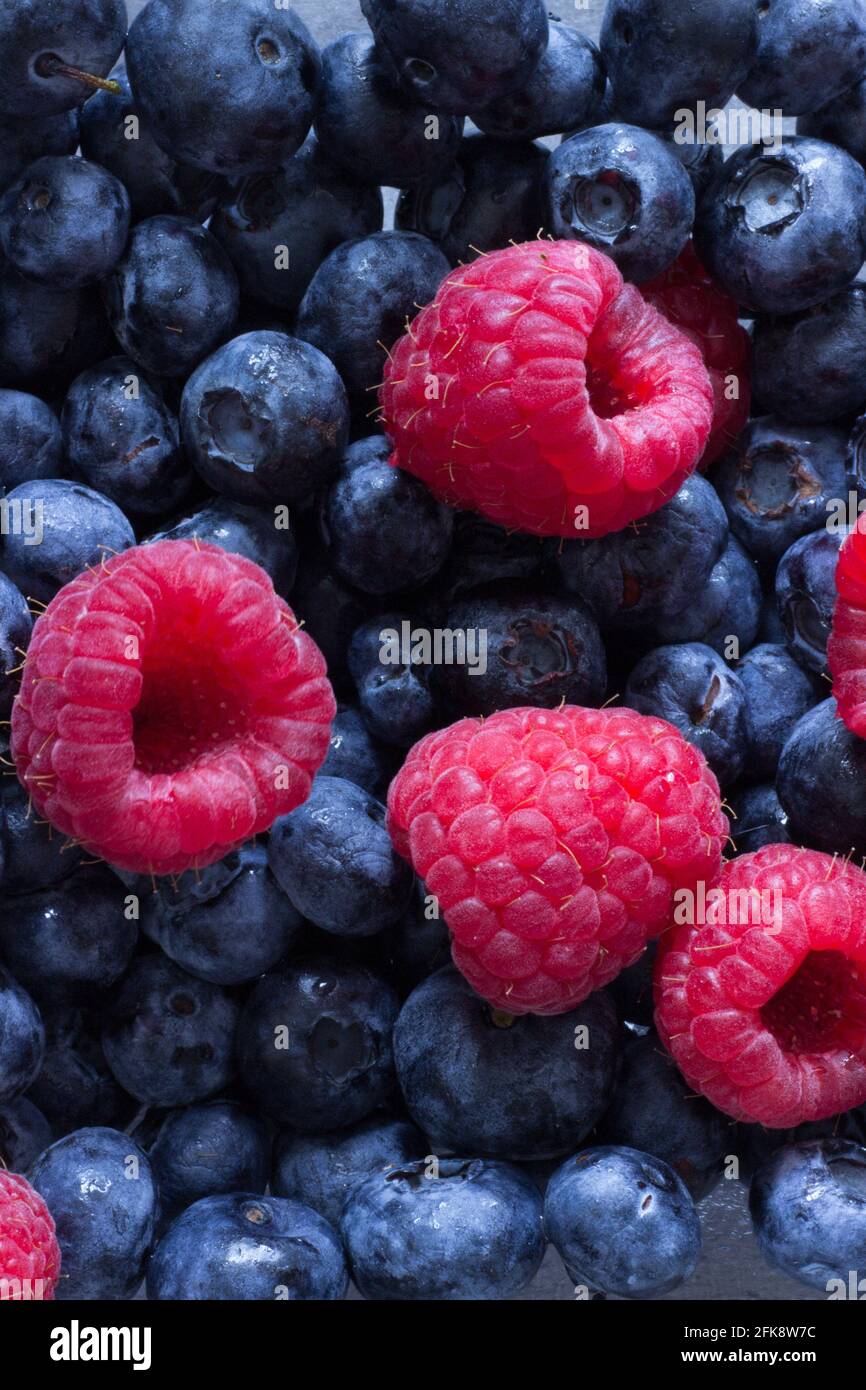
[777,699,866,856]
[0,966,44,1103]
[728,783,791,855]
[149,1102,271,1227]
[394,966,619,1161]
[750,1140,866,1290]
[0,0,126,118]
[752,286,866,424]
[0,571,31,720]
[27,1008,133,1137]
[272,1116,427,1230]
[739,0,866,118]
[800,76,866,170]
[181,330,349,505]
[0,388,63,491]
[473,22,605,142]
[544,124,695,284]
[0,477,134,604]
[150,496,298,598]
[147,1193,347,1301]
[736,643,819,780]
[0,260,112,393]
[1,779,84,894]
[343,1158,545,1301]
[348,612,438,748]
[435,512,547,603]
[775,528,841,675]
[321,705,391,799]
[652,536,761,657]
[0,155,130,290]
[0,1097,52,1171]
[0,110,79,192]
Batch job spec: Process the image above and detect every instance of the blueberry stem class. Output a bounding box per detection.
[35,54,122,95]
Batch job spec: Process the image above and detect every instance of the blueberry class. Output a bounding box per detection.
[295,230,450,409]
[272,1115,428,1230]
[652,535,761,658]
[26,1007,133,1136]
[736,643,820,780]
[799,76,866,170]
[777,698,866,855]
[544,124,694,284]
[348,612,438,747]
[181,330,349,505]
[473,21,605,142]
[0,966,44,1103]
[0,260,112,393]
[291,548,372,695]
[600,0,758,128]
[374,881,452,996]
[775,528,841,675]
[147,1193,347,1301]
[315,32,463,190]
[268,776,414,938]
[142,842,303,987]
[666,134,725,203]
[0,388,63,491]
[103,215,240,379]
[695,138,866,315]
[321,705,391,799]
[757,585,787,645]
[101,955,239,1108]
[360,0,549,114]
[0,1096,52,1172]
[544,1146,701,1298]
[0,477,134,604]
[753,285,866,425]
[30,1126,157,1300]
[0,571,31,719]
[750,1140,866,1290]
[739,0,866,117]
[148,1101,271,1227]
[437,512,547,602]
[62,355,192,520]
[711,416,848,566]
[0,109,79,192]
[0,0,126,117]
[395,133,548,265]
[849,413,866,500]
[607,942,657,1030]
[0,155,130,290]
[395,966,619,1161]
[126,0,321,177]
[342,1157,545,1300]
[623,642,748,786]
[237,956,399,1131]
[728,783,791,854]
[1,779,84,894]
[150,496,298,598]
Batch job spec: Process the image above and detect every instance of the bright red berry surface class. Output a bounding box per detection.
[0,1170,60,1301]
[380,240,714,538]
[828,512,866,736]
[655,844,866,1127]
[10,540,335,876]
[387,705,728,1015]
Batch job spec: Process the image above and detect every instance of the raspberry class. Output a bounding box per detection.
[655,845,866,1127]
[379,240,714,539]
[11,540,335,876]
[827,512,866,735]
[641,241,751,467]
[386,705,728,1015]
[0,1170,60,1301]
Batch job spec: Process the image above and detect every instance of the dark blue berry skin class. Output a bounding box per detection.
[757,586,786,645]
[62,356,192,521]
[544,124,694,284]
[800,76,866,169]
[321,705,391,799]
[27,1007,133,1136]
[430,584,607,719]
[394,966,620,1162]
[343,1157,545,1301]
[360,0,549,115]
[438,512,547,602]
[348,612,438,747]
[736,643,819,781]
[0,571,31,718]
[320,436,453,596]
[295,231,450,409]
[0,1096,52,1171]
[101,956,240,1108]
[752,286,866,425]
[0,388,63,492]
[0,867,137,1008]
[0,155,130,290]
[0,261,112,393]
[624,642,748,787]
[147,1193,347,1301]
[600,0,758,128]
[695,138,866,316]
[151,496,298,599]
[555,473,729,632]
[292,549,371,695]
[374,882,452,996]
[268,775,414,938]
[148,1102,271,1228]
[395,133,548,266]
[0,965,44,1103]
[181,330,349,506]
[739,0,866,117]
[652,536,761,658]
[667,134,724,204]
[79,68,223,223]
[545,1146,701,1299]
[0,0,126,118]
[750,1140,866,1291]
[272,1115,428,1230]
[474,21,605,142]
[126,0,321,178]
[777,698,866,856]
[141,841,303,987]
[711,416,848,567]
[237,956,399,1131]
[608,942,656,1029]
[315,33,463,190]
[775,528,841,675]
[1,779,84,894]
[0,477,135,604]
[30,1126,157,1300]
[0,109,79,192]
[103,215,240,379]
[598,1033,728,1201]
[728,783,792,855]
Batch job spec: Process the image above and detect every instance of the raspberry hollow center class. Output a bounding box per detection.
[760,950,866,1055]
[133,636,250,775]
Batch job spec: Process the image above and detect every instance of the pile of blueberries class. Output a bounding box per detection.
[2,0,866,1301]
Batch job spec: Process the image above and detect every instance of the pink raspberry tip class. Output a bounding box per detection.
[386,705,728,1016]
[0,1170,61,1301]
[10,539,336,876]
[655,844,866,1127]
[379,239,714,539]
[828,511,866,735]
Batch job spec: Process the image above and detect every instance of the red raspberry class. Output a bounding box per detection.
[387,705,728,1015]
[641,241,751,467]
[380,240,714,539]
[827,512,866,735]
[0,1170,60,1301]
[11,540,335,877]
[655,845,866,1127]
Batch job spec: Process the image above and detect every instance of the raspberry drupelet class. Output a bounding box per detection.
[828,511,866,735]
[0,1170,61,1300]
[11,540,335,876]
[379,240,714,539]
[387,705,728,1015]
